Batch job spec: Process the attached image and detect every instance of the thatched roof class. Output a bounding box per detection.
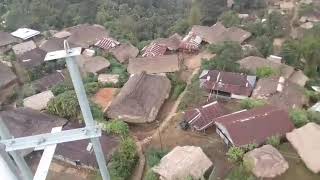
[23,90,54,110]
[0,31,19,47]
[12,40,37,55]
[54,122,120,169]
[76,56,110,74]
[286,123,320,173]
[288,70,309,87]
[190,22,251,44]
[17,48,47,69]
[238,56,295,79]
[39,38,77,52]
[152,146,212,180]
[153,33,182,51]
[66,24,109,48]
[0,62,17,90]
[128,54,180,74]
[0,108,67,156]
[109,43,139,63]
[107,73,171,123]
[243,145,289,178]
[32,71,65,92]
[252,76,307,110]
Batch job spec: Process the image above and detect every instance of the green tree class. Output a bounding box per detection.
[289,109,310,128]
[219,11,241,28]
[188,0,201,26]
[47,91,80,119]
[256,67,277,78]
[226,146,245,163]
[254,35,273,57]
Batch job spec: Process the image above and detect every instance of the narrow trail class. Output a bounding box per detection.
[130,68,200,180]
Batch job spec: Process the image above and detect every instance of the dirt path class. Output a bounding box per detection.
[129,68,200,180]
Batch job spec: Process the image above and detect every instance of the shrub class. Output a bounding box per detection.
[289,109,309,128]
[244,143,258,151]
[51,82,73,96]
[256,67,276,78]
[226,147,245,163]
[306,111,320,124]
[21,84,37,98]
[145,148,168,180]
[47,90,80,119]
[226,165,256,180]
[240,99,265,109]
[109,137,138,180]
[266,135,281,147]
[219,11,241,28]
[145,170,158,180]
[102,120,129,138]
[305,90,320,104]
[167,73,187,100]
[84,82,100,95]
[90,103,105,122]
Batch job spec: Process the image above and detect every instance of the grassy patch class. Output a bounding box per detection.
[240,99,266,110]
[178,75,207,111]
[144,148,168,180]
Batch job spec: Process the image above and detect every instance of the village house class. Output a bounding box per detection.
[109,43,139,63]
[153,33,182,51]
[76,55,110,75]
[0,31,19,53]
[32,71,66,92]
[66,24,110,48]
[199,70,257,99]
[0,108,67,156]
[189,22,251,45]
[107,72,171,123]
[95,37,120,50]
[127,54,180,74]
[12,40,37,55]
[243,145,289,178]
[252,76,307,110]
[11,28,40,40]
[181,101,229,131]
[0,62,18,104]
[238,56,295,79]
[288,70,309,87]
[54,123,119,169]
[286,123,320,173]
[152,146,212,180]
[23,90,54,110]
[179,32,202,52]
[214,106,294,147]
[39,38,76,53]
[16,48,47,69]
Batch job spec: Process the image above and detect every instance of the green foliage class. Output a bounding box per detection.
[47,91,80,119]
[27,60,66,81]
[281,39,304,69]
[306,111,320,124]
[145,170,158,180]
[298,4,319,17]
[21,84,38,98]
[289,109,310,128]
[84,82,100,95]
[265,11,285,38]
[109,137,138,180]
[102,120,129,138]
[266,135,281,147]
[90,103,105,122]
[219,11,241,28]
[226,165,256,180]
[106,56,129,87]
[243,143,258,151]
[204,42,243,72]
[256,67,276,78]
[167,73,187,100]
[305,90,320,104]
[51,82,73,96]
[226,147,245,163]
[233,0,266,11]
[254,35,273,57]
[146,149,168,168]
[188,0,201,26]
[179,76,207,111]
[240,99,266,110]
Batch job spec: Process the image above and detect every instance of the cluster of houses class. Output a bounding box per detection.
[0,12,319,178]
